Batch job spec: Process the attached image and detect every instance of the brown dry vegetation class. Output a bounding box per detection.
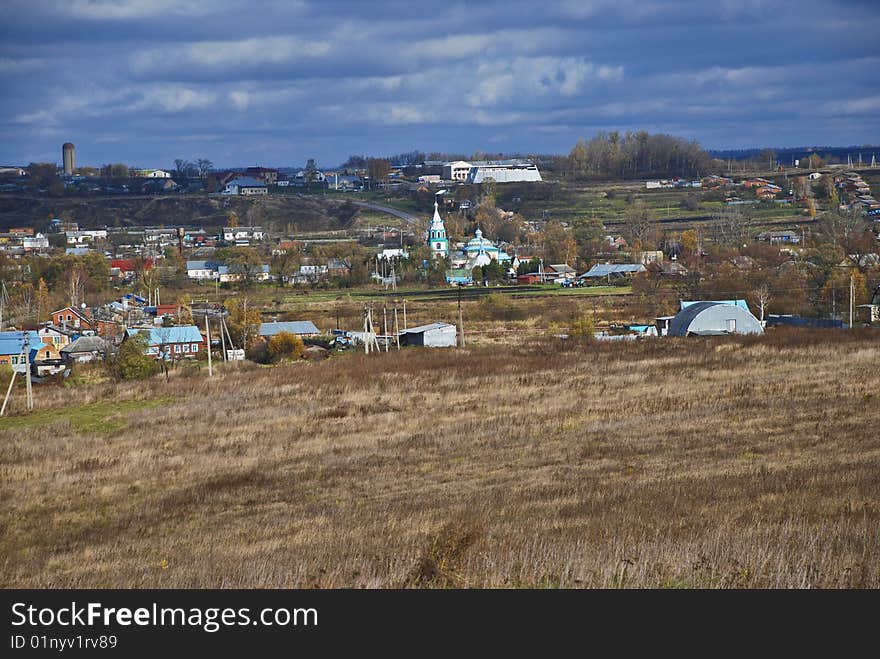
[1,330,879,588]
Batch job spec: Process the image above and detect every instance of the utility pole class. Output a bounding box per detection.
[402,299,407,330]
[383,305,389,352]
[394,304,400,350]
[849,273,854,328]
[204,313,213,377]
[0,360,17,416]
[219,308,227,361]
[457,286,466,348]
[23,333,33,412]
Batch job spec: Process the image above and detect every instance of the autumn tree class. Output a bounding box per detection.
[225,296,262,349]
[268,331,305,361]
[35,278,50,323]
[175,295,194,325]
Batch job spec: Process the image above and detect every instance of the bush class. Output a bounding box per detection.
[569,315,595,338]
[107,334,158,380]
[267,332,305,362]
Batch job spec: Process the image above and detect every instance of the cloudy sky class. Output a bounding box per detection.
[1,0,878,169]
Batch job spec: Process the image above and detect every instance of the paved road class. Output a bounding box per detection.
[352,201,422,226]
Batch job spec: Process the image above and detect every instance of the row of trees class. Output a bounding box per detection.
[568,131,715,180]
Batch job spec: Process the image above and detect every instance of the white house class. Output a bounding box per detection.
[222,227,265,244]
[186,260,218,280]
[66,229,108,244]
[223,177,268,195]
[442,161,472,181]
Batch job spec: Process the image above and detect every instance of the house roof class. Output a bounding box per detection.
[580,263,646,278]
[402,322,456,334]
[0,331,46,355]
[126,326,203,344]
[226,177,266,188]
[61,335,108,354]
[218,264,269,275]
[259,321,319,336]
[186,260,216,270]
[681,299,750,312]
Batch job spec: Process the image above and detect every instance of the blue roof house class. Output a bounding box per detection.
[125,326,204,359]
[0,330,50,373]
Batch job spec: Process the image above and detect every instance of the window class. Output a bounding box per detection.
[66,314,72,321]
[436,243,442,249]
[147,346,159,355]
[183,344,190,353]
[11,356,18,365]
[191,344,199,352]
[45,351,51,359]
[173,344,182,353]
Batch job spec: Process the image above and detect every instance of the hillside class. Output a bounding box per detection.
[1,332,878,588]
[0,193,361,233]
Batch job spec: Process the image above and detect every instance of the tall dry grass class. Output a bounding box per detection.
[1,331,879,588]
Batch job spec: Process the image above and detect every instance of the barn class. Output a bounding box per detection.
[668,302,764,336]
[400,322,457,347]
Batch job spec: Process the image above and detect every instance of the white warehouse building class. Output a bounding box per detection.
[442,160,542,184]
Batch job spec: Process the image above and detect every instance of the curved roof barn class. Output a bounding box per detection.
[668,302,763,336]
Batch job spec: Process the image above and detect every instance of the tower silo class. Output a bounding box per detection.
[62,142,75,175]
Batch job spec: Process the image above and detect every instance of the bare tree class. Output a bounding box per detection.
[751,284,772,322]
[711,206,755,246]
[67,266,86,308]
[622,201,656,249]
[196,159,213,178]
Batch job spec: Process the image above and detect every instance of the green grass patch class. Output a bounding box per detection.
[0,397,174,435]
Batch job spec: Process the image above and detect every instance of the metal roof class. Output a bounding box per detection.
[681,299,750,312]
[401,322,456,333]
[580,263,646,278]
[668,302,763,337]
[259,321,319,336]
[61,335,108,353]
[226,177,266,187]
[0,330,46,355]
[125,326,203,344]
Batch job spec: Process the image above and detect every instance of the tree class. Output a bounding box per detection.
[196,158,213,178]
[751,284,772,322]
[175,295,194,325]
[109,334,157,381]
[174,159,191,178]
[480,177,497,206]
[622,201,656,250]
[366,158,391,188]
[67,266,87,308]
[26,163,59,190]
[268,332,305,361]
[35,278,50,323]
[225,296,261,349]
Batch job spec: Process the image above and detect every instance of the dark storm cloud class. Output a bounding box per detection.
[1,0,878,167]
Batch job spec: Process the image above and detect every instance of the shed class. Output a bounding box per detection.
[668,302,763,336]
[401,322,457,348]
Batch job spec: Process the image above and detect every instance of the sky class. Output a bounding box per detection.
[1,0,878,169]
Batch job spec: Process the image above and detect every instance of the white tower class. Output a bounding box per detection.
[427,201,449,258]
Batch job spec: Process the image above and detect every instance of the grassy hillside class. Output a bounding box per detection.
[1,331,879,588]
[0,193,361,233]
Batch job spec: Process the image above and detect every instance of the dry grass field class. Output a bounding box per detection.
[1,330,879,588]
